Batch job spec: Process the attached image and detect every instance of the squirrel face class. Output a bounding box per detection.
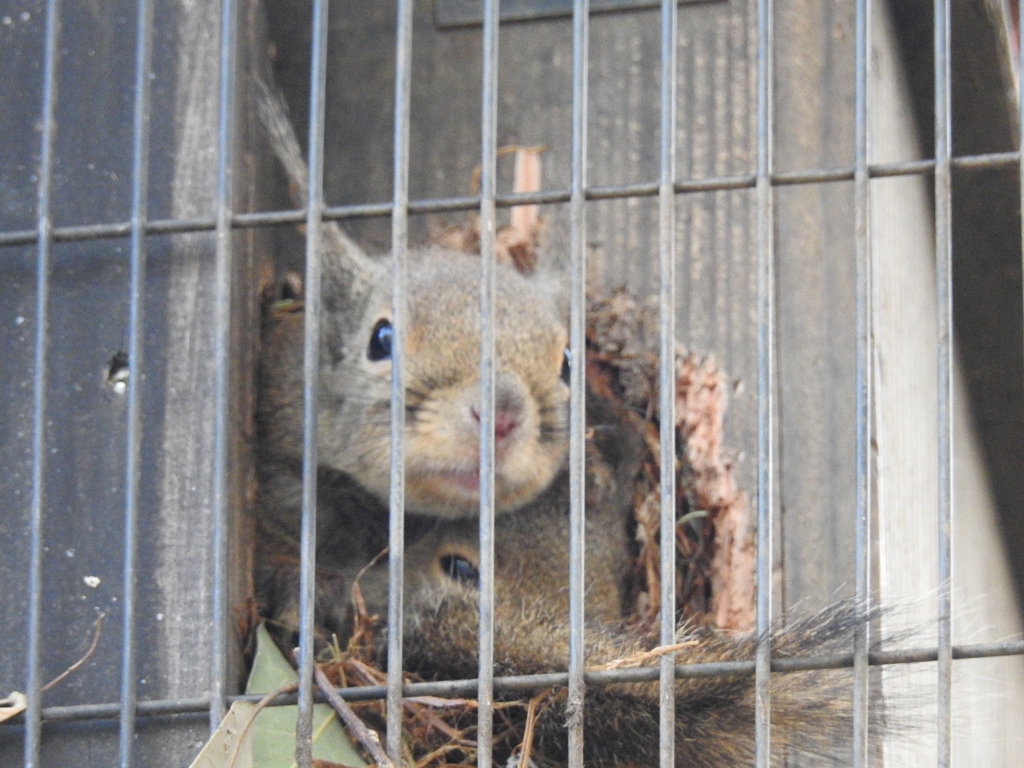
[262,248,571,518]
[254,79,571,519]
[340,252,570,517]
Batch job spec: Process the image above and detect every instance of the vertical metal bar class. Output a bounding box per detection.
[753,0,775,764]
[119,0,156,762]
[477,1,500,765]
[566,0,590,766]
[24,2,60,766]
[385,0,414,761]
[933,0,954,764]
[209,0,239,732]
[296,0,331,765]
[1019,0,1024,436]
[657,0,678,767]
[851,0,873,765]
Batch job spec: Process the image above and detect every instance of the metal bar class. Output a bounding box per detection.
[948,149,1019,169]
[476,1,500,765]
[869,158,935,178]
[208,0,239,734]
[23,1,61,765]
[13,634,1024,728]
[566,0,590,766]
[435,0,716,28]
[4,151,1024,250]
[0,218,216,246]
[385,0,414,761]
[118,0,156,763]
[753,0,774,763]
[851,0,872,765]
[7,634,1024,726]
[657,1,678,768]
[296,0,331,764]
[933,0,954,765]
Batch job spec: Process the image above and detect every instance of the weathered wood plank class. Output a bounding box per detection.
[0,0,266,763]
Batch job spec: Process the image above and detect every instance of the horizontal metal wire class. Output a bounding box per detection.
[8,637,1024,726]
[1,150,1019,249]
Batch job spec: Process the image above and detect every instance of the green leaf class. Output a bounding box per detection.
[247,623,366,768]
[187,700,257,768]
[188,623,367,768]
[246,623,300,695]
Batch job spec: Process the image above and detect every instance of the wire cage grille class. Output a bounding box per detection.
[2,0,1024,766]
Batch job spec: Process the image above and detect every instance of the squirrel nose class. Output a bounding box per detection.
[470,406,519,441]
[470,374,526,443]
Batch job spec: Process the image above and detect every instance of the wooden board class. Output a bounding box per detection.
[0,0,267,762]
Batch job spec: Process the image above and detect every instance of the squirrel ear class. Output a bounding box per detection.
[254,71,380,297]
[320,236,380,308]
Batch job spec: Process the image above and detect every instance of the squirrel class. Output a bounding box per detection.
[253,74,574,639]
[397,455,874,768]
[252,75,880,765]
[256,247,574,635]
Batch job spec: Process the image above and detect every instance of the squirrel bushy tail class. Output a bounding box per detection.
[403,581,873,768]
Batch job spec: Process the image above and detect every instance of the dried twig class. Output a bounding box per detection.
[0,692,27,724]
[226,681,298,768]
[41,611,106,693]
[515,691,546,768]
[411,741,473,768]
[1,612,108,725]
[590,640,699,671]
[314,663,395,768]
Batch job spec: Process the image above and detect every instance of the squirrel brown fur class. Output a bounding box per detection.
[255,260,577,640]
[292,383,870,767]
[253,75,575,636]
[253,74,878,766]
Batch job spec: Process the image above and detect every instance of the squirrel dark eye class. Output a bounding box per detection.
[367,319,393,361]
[439,554,479,588]
[560,348,572,384]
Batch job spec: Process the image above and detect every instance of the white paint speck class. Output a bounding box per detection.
[15,316,24,325]
[155,612,164,621]
[83,575,101,588]
[65,548,75,558]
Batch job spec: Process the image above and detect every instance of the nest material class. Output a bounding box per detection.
[585,289,754,632]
